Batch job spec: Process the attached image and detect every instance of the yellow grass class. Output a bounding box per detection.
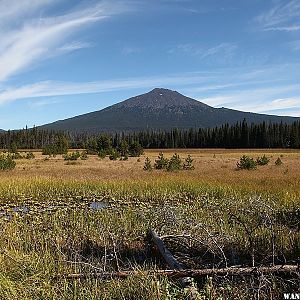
[1,149,300,196]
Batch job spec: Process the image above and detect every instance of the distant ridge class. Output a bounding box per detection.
[39,88,299,132]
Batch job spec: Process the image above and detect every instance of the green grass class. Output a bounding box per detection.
[0,178,299,299]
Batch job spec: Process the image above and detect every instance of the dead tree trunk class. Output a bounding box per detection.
[55,264,299,280]
[147,229,200,299]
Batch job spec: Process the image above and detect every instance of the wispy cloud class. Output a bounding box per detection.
[0,74,211,104]
[0,0,56,26]
[200,43,238,59]
[264,25,300,32]
[0,64,299,117]
[169,43,237,61]
[28,97,62,108]
[235,97,300,117]
[121,46,142,55]
[199,85,300,116]
[198,96,234,107]
[0,61,299,117]
[0,1,130,83]
[186,78,285,94]
[256,0,300,31]
[59,41,92,52]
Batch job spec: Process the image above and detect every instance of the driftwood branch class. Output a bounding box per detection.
[148,229,200,299]
[55,265,299,280]
[147,229,184,270]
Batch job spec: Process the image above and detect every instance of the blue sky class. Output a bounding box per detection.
[0,0,300,129]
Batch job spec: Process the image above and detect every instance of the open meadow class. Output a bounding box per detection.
[0,149,299,299]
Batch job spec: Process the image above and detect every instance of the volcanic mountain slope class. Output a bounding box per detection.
[39,88,299,132]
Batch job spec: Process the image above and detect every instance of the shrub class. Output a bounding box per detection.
[256,155,270,166]
[120,154,128,161]
[63,151,81,161]
[183,155,195,170]
[11,152,24,159]
[98,150,107,159]
[167,153,182,172]
[109,149,119,160]
[154,152,169,170]
[129,141,143,157]
[9,142,18,153]
[237,155,257,170]
[118,140,129,157]
[42,147,57,157]
[143,157,152,171]
[118,141,129,160]
[0,154,16,170]
[10,152,36,160]
[86,149,98,155]
[26,152,35,160]
[275,157,283,166]
[80,151,88,160]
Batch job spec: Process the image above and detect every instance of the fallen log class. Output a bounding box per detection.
[147,228,200,299]
[54,265,299,280]
[147,229,184,271]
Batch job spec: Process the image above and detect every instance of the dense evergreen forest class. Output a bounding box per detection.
[0,120,299,150]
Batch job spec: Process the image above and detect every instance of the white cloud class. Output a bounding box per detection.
[0,63,299,117]
[0,74,209,104]
[28,97,62,108]
[256,0,300,32]
[169,43,237,59]
[122,46,142,55]
[271,97,300,108]
[0,1,130,83]
[264,25,300,32]
[199,86,300,116]
[59,41,92,52]
[199,43,237,59]
[0,0,57,26]
[236,97,300,117]
[199,96,234,107]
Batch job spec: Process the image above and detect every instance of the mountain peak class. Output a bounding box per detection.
[149,87,177,94]
[113,87,208,110]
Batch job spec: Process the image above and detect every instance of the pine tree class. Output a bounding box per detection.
[118,140,129,157]
[167,153,182,171]
[183,155,195,170]
[154,152,169,169]
[143,157,152,171]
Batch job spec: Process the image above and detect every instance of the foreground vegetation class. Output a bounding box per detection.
[0,150,299,299]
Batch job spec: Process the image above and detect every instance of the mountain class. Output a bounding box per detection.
[39,88,299,132]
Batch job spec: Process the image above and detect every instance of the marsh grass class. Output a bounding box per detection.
[0,150,299,299]
[0,179,298,299]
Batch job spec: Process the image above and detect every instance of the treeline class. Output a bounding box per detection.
[0,120,299,149]
[134,120,300,149]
